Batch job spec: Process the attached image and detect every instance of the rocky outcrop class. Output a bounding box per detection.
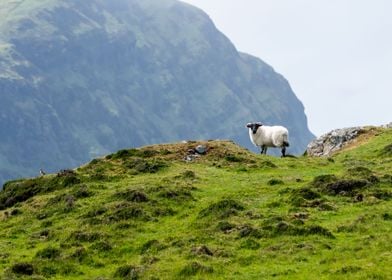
[307,127,365,157]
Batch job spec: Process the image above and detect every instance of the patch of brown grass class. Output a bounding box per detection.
[142,140,254,162]
[337,127,382,153]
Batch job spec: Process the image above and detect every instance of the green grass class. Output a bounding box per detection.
[0,130,392,279]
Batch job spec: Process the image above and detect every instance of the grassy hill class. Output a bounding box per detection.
[0,127,391,279]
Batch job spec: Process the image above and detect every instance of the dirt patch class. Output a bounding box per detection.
[11,263,34,275]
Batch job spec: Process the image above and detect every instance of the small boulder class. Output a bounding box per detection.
[195,145,207,155]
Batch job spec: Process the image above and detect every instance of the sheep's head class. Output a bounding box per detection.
[246,122,263,134]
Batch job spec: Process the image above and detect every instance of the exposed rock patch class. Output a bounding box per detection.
[307,127,365,157]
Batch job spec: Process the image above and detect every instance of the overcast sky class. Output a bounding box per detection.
[182,0,392,136]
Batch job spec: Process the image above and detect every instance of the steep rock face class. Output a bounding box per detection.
[0,0,314,185]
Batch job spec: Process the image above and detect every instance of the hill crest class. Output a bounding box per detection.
[0,127,391,278]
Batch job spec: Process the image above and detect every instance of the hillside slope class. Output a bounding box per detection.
[0,127,391,279]
[0,0,314,186]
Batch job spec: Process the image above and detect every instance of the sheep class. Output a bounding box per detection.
[246,122,290,157]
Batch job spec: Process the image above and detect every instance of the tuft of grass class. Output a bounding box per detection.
[114,264,139,279]
[140,239,165,254]
[382,143,392,156]
[35,246,61,259]
[225,154,244,162]
[198,199,244,218]
[178,262,213,277]
[69,231,103,243]
[268,178,284,186]
[115,189,149,203]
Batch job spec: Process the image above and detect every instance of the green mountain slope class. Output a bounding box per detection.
[0,0,314,186]
[0,127,391,279]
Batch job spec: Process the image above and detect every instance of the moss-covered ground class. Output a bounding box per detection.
[1,128,391,279]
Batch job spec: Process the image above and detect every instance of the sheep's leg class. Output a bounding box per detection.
[263,146,268,155]
[260,146,264,154]
[281,146,286,157]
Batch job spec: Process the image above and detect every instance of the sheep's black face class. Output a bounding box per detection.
[246,122,263,134]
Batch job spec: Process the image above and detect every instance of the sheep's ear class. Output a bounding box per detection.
[256,122,263,126]
[246,123,252,128]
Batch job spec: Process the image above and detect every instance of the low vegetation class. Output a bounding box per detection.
[0,130,391,279]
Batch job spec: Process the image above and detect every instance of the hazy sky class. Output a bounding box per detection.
[182,0,392,136]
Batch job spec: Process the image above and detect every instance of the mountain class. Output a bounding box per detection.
[0,126,391,278]
[0,0,314,186]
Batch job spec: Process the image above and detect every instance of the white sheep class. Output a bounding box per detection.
[246,122,290,157]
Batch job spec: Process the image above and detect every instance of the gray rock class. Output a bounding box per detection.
[185,154,200,162]
[307,127,365,157]
[195,145,207,155]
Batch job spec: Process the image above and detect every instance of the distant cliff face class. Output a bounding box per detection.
[0,0,314,185]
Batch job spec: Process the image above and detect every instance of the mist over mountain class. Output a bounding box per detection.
[0,0,314,185]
